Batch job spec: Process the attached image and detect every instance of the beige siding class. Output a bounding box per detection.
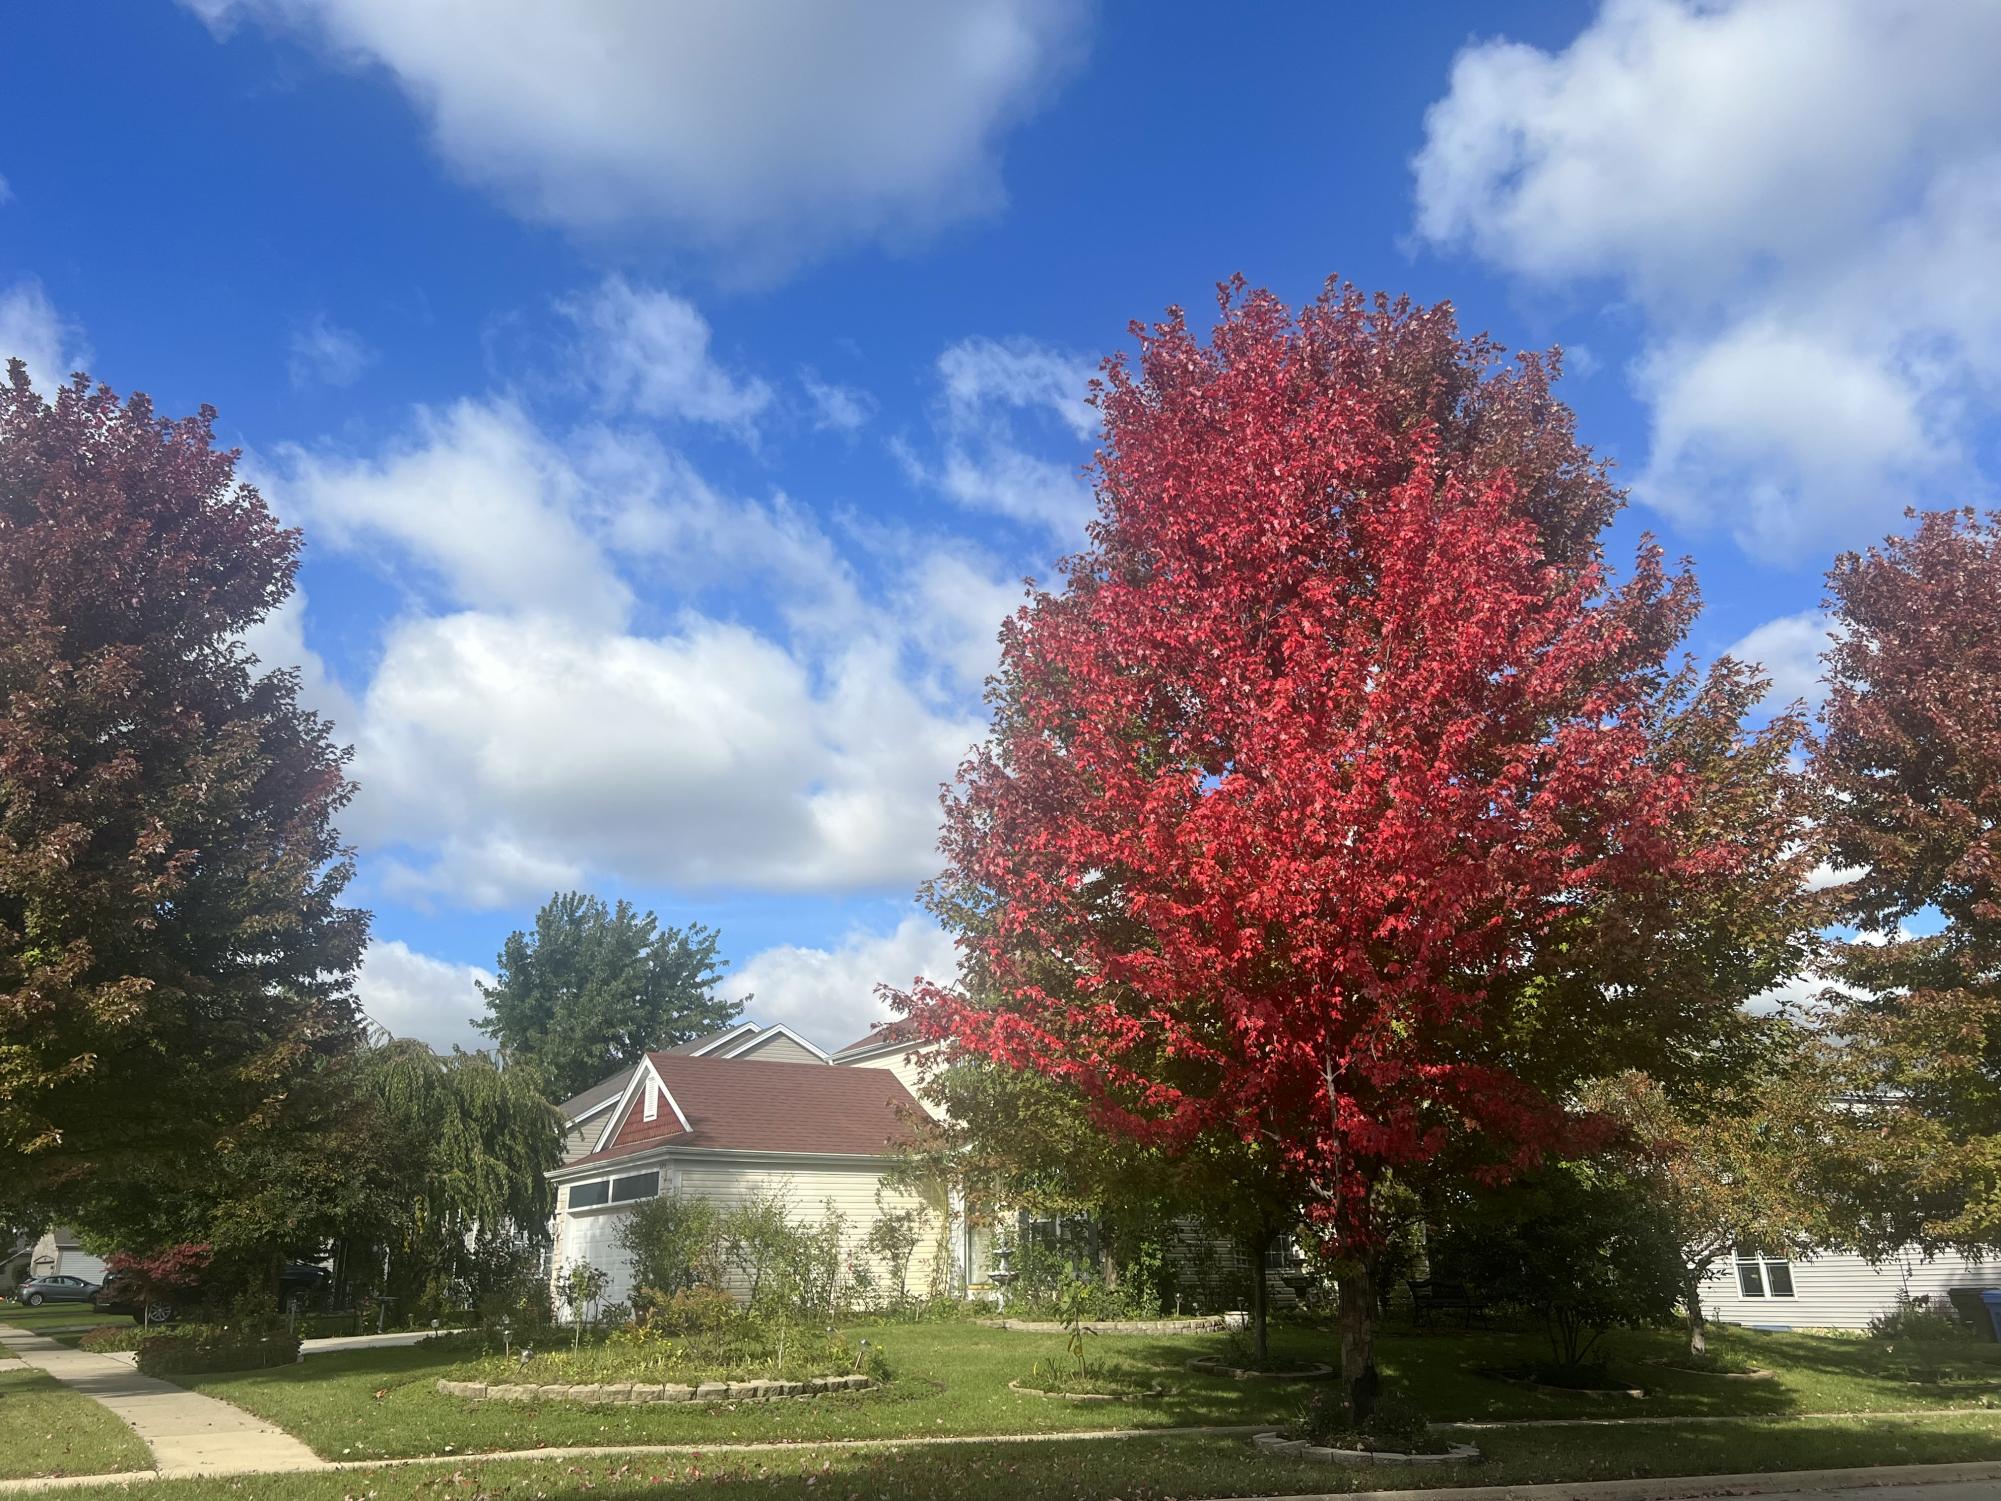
[840,1045,937,1118]
[1700,1246,1996,1330]
[561,1112,613,1164]
[551,1152,945,1311]
[732,1032,825,1065]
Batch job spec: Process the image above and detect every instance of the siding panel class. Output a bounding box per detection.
[1700,1246,1999,1330]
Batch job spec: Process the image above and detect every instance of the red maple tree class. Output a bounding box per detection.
[899,283,1794,1416]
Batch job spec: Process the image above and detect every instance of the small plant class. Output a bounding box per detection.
[557,1260,611,1350]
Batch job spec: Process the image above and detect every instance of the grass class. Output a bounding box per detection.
[0,1299,115,1331]
[25,1416,2001,1501]
[158,1318,2001,1465]
[0,1363,153,1480]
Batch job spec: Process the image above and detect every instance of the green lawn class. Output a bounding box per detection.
[0,1364,153,1480]
[164,1319,2001,1464]
[0,1300,115,1331]
[28,1417,2001,1501]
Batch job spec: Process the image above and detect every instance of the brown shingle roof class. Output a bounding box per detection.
[566,1052,925,1169]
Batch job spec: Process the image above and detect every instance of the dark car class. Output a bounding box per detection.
[15,1273,100,1306]
[92,1261,332,1324]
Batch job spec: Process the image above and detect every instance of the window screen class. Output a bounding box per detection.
[1762,1259,1795,1297]
[568,1180,609,1209]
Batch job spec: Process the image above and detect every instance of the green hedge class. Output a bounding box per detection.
[79,1324,144,1353]
[134,1323,300,1375]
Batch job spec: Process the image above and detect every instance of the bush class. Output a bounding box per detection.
[134,1321,300,1376]
[1869,1294,1974,1344]
[616,1192,724,1301]
[1433,1159,1683,1371]
[78,1325,143,1353]
[1293,1384,1438,1453]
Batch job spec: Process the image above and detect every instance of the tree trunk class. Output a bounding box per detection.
[1247,1234,1270,1365]
[1684,1272,1709,1358]
[1338,1260,1379,1425]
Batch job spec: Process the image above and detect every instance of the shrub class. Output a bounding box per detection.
[1869,1294,1974,1344]
[615,1192,723,1301]
[134,1321,299,1376]
[1294,1384,1437,1453]
[79,1325,143,1353]
[1433,1159,1683,1371]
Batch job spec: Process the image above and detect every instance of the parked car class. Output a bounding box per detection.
[15,1273,100,1306]
[91,1261,332,1324]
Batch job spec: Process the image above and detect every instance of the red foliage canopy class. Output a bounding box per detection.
[901,283,1733,1252]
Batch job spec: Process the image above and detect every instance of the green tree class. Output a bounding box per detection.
[476,891,742,1099]
[0,368,368,1221]
[1816,509,2001,1249]
[614,1190,723,1302]
[1584,1043,1842,1358]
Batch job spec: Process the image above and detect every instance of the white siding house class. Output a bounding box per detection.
[547,1046,942,1311]
[1700,1245,1998,1331]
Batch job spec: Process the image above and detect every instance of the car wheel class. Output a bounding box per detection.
[145,1303,174,1325]
[25,1292,43,1306]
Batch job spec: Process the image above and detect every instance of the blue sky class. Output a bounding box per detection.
[5,1,1996,1050]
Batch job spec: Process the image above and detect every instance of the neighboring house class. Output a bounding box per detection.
[18,1227,108,1286]
[547,1044,942,1311]
[1700,1244,1998,1331]
[664,1020,832,1065]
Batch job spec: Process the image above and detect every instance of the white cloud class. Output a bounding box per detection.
[288,313,375,389]
[901,335,1099,541]
[0,279,90,392]
[353,938,494,1051]
[1725,609,1834,709]
[346,610,982,905]
[185,0,1090,270]
[238,586,361,731]
[267,398,632,626]
[1412,0,2001,561]
[801,370,876,434]
[562,278,771,433]
[735,912,959,1054]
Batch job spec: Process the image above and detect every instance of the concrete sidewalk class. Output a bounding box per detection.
[0,1324,327,1479]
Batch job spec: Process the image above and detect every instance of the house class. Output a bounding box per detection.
[7,1227,109,1288]
[1699,1244,1998,1331]
[547,1033,946,1310]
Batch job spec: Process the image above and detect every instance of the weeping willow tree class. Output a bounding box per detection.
[342,1039,563,1317]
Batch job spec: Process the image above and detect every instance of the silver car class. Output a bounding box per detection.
[15,1273,100,1306]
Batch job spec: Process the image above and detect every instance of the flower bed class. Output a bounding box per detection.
[1187,1353,1333,1380]
[438,1373,873,1405]
[1479,1364,1648,1398]
[1252,1431,1480,1466]
[978,1315,1236,1335]
[133,1323,300,1376]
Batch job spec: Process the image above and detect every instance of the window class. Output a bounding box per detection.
[1734,1246,1795,1298]
[643,1077,659,1123]
[610,1171,659,1203]
[567,1171,659,1211]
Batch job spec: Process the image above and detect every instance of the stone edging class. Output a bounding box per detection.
[1252,1430,1481,1466]
[1480,1367,1649,1399]
[1642,1359,1776,1381]
[1006,1378,1166,1403]
[1186,1353,1333,1381]
[977,1315,1234,1335]
[438,1374,873,1405]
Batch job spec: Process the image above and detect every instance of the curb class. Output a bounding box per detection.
[1224,1458,2001,1500]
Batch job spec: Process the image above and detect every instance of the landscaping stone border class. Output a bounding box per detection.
[1643,1358,1776,1381]
[978,1315,1238,1335]
[437,1373,873,1405]
[1478,1367,1649,1399]
[1187,1353,1333,1381]
[1252,1431,1480,1466]
[1006,1378,1166,1403]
